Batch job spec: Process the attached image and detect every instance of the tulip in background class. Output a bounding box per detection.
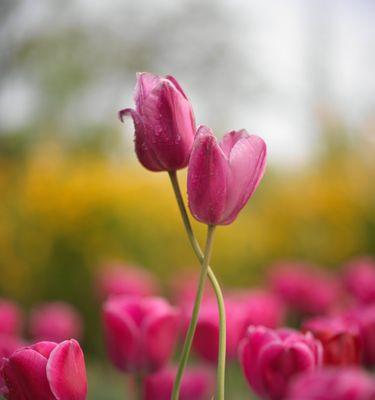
[343,257,375,305]
[269,262,340,316]
[0,300,23,337]
[302,316,361,366]
[239,326,323,400]
[187,125,267,225]
[102,295,179,373]
[119,72,196,172]
[0,339,87,400]
[96,263,158,300]
[30,302,83,343]
[144,366,215,400]
[287,367,375,400]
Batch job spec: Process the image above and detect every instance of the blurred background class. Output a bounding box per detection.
[0,0,374,398]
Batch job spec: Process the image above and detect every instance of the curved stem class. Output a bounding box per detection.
[171,224,216,400]
[168,171,226,400]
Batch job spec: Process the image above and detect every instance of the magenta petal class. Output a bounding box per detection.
[2,349,55,400]
[30,342,58,359]
[143,308,179,372]
[134,73,163,111]
[187,125,228,225]
[46,340,87,400]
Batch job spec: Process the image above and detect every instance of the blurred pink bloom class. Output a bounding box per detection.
[96,264,158,300]
[102,296,179,374]
[269,262,340,315]
[0,300,23,337]
[287,368,375,400]
[0,335,25,395]
[192,298,246,363]
[303,316,361,366]
[346,305,375,367]
[119,72,196,172]
[239,326,322,400]
[187,125,267,225]
[235,290,285,329]
[30,302,83,343]
[144,366,214,400]
[1,339,87,400]
[343,257,375,305]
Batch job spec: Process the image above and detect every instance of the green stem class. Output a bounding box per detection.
[168,171,226,400]
[172,224,216,400]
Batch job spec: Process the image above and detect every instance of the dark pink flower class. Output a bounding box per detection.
[119,72,195,172]
[0,300,23,337]
[187,125,266,225]
[343,257,375,305]
[239,326,322,400]
[144,366,214,400]
[102,296,179,374]
[1,339,87,400]
[30,302,83,343]
[302,316,361,366]
[287,368,375,400]
[96,263,158,300]
[269,262,340,315]
[192,298,246,363]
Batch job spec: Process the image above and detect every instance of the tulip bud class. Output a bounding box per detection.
[302,316,361,366]
[1,339,87,400]
[343,256,375,305]
[102,296,179,374]
[239,326,322,400]
[30,302,83,343]
[96,263,158,300]
[287,368,375,400]
[0,299,23,337]
[187,126,266,225]
[119,73,196,172]
[144,366,215,400]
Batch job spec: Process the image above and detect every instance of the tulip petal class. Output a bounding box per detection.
[221,132,267,224]
[134,72,162,112]
[187,126,228,225]
[2,349,55,400]
[143,307,179,372]
[30,341,58,359]
[47,340,87,400]
[102,300,139,372]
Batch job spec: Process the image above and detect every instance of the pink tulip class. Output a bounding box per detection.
[346,305,375,366]
[144,366,215,400]
[1,339,87,400]
[102,296,179,374]
[96,264,158,300]
[187,125,266,225]
[119,72,195,172]
[30,302,83,343]
[269,262,340,315]
[302,316,361,366]
[0,300,23,337]
[239,326,322,400]
[343,257,375,305]
[287,368,375,400]
[192,298,247,363]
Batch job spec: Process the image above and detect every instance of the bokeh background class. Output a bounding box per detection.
[0,0,374,398]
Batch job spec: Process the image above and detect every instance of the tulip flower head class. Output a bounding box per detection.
[102,296,179,374]
[239,326,323,400]
[0,300,23,337]
[187,126,266,225]
[302,316,361,366]
[287,367,375,400]
[144,366,215,400]
[96,263,158,300]
[119,73,196,172]
[1,339,87,400]
[30,302,83,343]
